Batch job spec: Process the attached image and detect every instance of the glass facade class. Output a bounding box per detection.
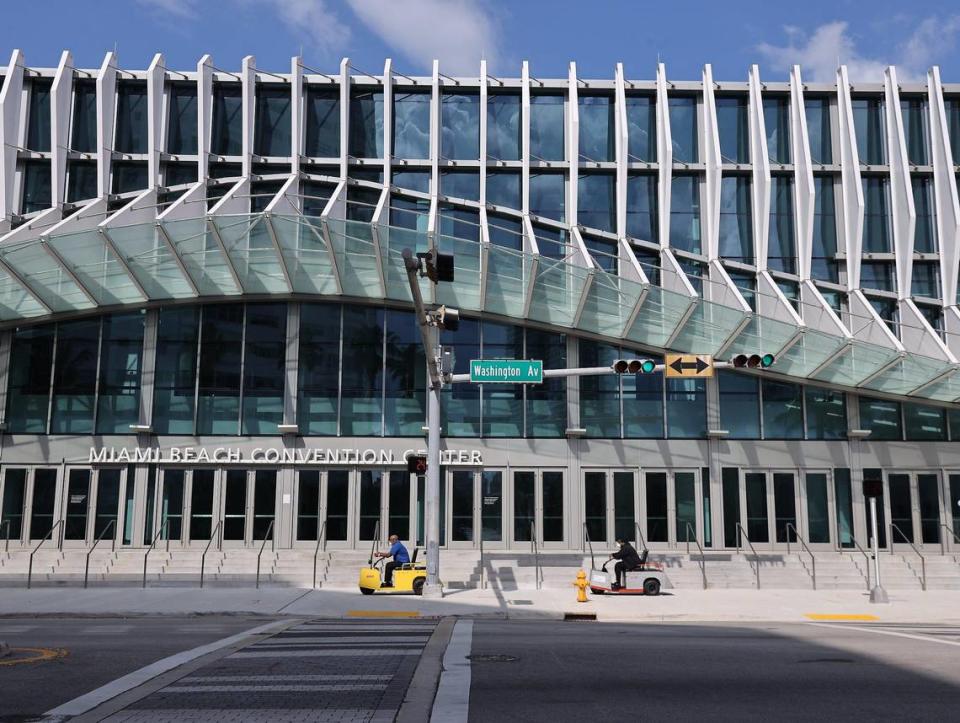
[912,177,937,254]
[669,95,698,163]
[805,97,832,164]
[393,91,431,159]
[716,96,749,163]
[26,79,51,152]
[670,174,701,253]
[441,93,480,160]
[487,93,521,161]
[577,174,615,233]
[254,86,291,157]
[768,176,795,273]
[529,94,565,161]
[625,95,655,162]
[852,98,886,165]
[764,96,791,164]
[901,98,929,165]
[529,172,565,221]
[862,177,892,253]
[115,81,148,154]
[167,82,198,155]
[211,83,243,156]
[349,90,384,158]
[626,174,657,242]
[304,87,340,157]
[578,95,614,162]
[718,175,753,263]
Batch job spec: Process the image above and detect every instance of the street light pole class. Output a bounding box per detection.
[869,496,888,603]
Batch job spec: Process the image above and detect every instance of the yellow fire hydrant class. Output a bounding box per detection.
[574,569,590,603]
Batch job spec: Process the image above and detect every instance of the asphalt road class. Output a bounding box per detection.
[468,621,960,721]
[0,615,276,720]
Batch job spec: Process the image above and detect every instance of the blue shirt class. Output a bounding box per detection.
[389,541,410,564]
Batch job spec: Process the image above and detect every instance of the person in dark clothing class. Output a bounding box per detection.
[374,534,410,587]
[610,538,643,590]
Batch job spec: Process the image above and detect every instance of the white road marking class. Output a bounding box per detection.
[807,622,960,648]
[162,684,388,692]
[258,635,430,644]
[186,675,387,682]
[78,625,134,635]
[43,619,290,718]
[103,709,398,721]
[0,625,35,633]
[430,619,473,723]
[230,648,423,658]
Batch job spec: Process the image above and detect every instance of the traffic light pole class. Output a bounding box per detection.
[444,361,733,384]
[402,249,443,597]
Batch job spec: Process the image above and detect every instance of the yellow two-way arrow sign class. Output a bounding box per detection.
[664,354,714,378]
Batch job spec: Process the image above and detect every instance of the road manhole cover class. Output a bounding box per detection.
[797,658,856,664]
[468,654,518,663]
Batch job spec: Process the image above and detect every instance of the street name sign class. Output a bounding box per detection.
[664,354,713,378]
[470,359,543,383]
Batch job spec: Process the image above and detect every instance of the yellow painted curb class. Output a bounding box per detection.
[347,610,420,618]
[805,614,879,621]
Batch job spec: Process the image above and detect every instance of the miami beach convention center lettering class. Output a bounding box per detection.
[89,446,482,466]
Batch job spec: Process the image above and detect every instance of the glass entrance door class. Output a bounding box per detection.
[63,469,91,545]
[29,468,58,541]
[0,469,27,545]
[722,469,799,549]
[803,471,836,550]
[643,469,701,549]
[886,471,943,551]
[444,468,504,549]
[583,470,637,546]
[511,470,565,548]
[357,470,413,546]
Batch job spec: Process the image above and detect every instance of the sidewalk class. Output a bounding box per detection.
[2,586,960,623]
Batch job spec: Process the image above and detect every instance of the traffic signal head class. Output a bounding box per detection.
[732,353,775,369]
[612,358,657,374]
[417,249,455,283]
[407,455,428,474]
[437,305,460,331]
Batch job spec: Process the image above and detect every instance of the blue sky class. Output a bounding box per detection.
[3,0,960,82]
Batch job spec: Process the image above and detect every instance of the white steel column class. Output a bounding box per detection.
[748,64,771,270]
[290,56,303,175]
[702,64,721,260]
[95,51,118,198]
[339,57,349,180]
[656,62,672,248]
[430,60,440,201]
[50,51,73,207]
[521,61,531,215]
[0,50,25,222]
[567,62,579,226]
[382,59,393,187]
[146,54,165,189]
[614,62,628,237]
[791,65,815,282]
[241,55,255,177]
[836,65,865,289]
[196,55,213,181]
[928,67,960,308]
[884,66,915,299]
[479,60,489,206]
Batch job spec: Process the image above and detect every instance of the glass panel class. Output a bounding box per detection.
[451,471,473,542]
[918,474,940,544]
[666,378,706,438]
[65,469,90,540]
[115,81,148,154]
[745,472,769,543]
[481,471,502,542]
[768,176,796,273]
[304,87,339,157]
[812,176,839,281]
[858,397,902,440]
[529,173,565,221]
[487,93,520,161]
[901,98,929,165]
[252,470,276,540]
[529,94,564,161]
[197,304,243,435]
[719,371,760,439]
[584,471,607,542]
[716,96,749,163]
[340,306,383,436]
[210,83,243,155]
[626,173,657,242]
[1,469,27,540]
[21,160,51,214]
[360,470,383,540]
[30,469,57,540]
[675,472,696,544]
[579,340,619,438]
[864,468,887,547]
[241,303,285,435]
[904,403,946,440]
[805,386,846,439]
[326,470,349,541]
[441,319,480,437]
[834,468,854,548]
[626,95,656,162]
[486,171,520,209]
[393,90,431,159]
[889,473,913,543]
[952,474,960,542]
[46,228,146,306]
[577,174,615,233]
[806,473,830,544]
[297,470,320,541]
[71,79,97,153]
[96,312,145,434]
[805,97,832,164]
[764,96,791,163]
[388,472,410,541]
[349,90,384,158]
[774,473,796,543]
[254,85,291,156]
[441,93,480,160]
[911,262,939,299]
[702,467,712,547]
[159,217,242,296]
[51,319,99,434]
[167,82,198,155]
[190,469,214,541]
[718,175,753,262]
[613,472,636,542]
[722,467,739,548]
[384,310,426,436]
[161,469,184,541]
[852,97,886,165]
[25,79,52,151]
[862,178,892,252]
[669,175,701,254]
[143,467,156,544]
[154,307,199,435]
[440,171,480,201]
[525,329,566,437]
[645,472,667,542]
[669,95,698,162]
[542,471,564,542]
[481,321,523,437]
[912,177,937,254]
[513,471,535,542]
[762,379,803,439]
[7,326,53,433]
[578,95,614,162]
[624,354,664,438]
[224,469,247,541]
[67,160,97,203]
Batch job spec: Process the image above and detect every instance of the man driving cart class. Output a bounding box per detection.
[373,534,410,587]
[610,537,643,590]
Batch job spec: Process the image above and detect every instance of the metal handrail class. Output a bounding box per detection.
[583,523,596,571]
[199,520,223,589]
[939,523,960,555]
[83,520,116,589]
[684,522,707,590]
[735,523,761,589]
[890,522,926,591]
[634,522,647,553]
[255,520,276,589]
[27,519,65,589]
[530,521,541,590]
[479,532,486,590]
[312,520,327,589]
[784,523,816,590]
[143,518,171,589]
[0,519,10,554]
[848,536,872,590]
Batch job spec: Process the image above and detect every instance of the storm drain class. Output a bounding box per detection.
[563,612,598,621]
[468,654,519,663]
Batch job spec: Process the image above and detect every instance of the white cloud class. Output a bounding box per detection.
[261,0,352,57]
[757,17,960,82]
[346,0,500,74]
[136,0,199,19]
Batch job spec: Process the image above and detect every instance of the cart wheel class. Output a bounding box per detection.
[360,587,375,595]
[413,577,426,596]
[643,578,661,596]
[591,588,605,595]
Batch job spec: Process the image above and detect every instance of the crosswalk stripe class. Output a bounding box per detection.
[163,684,388,692]
[230,649,423,658]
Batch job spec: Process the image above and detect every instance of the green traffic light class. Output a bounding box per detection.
[761,353,775,368]
[640,360,656,373]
